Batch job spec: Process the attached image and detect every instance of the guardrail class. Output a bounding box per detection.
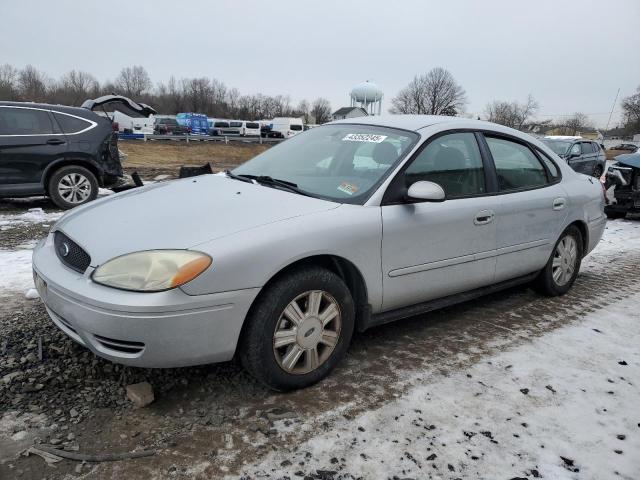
[119,133,284,144]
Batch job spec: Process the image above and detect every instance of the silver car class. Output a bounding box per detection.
[32,116,607,390]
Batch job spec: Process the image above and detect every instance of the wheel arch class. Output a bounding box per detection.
[567,219,589,257]
[238,254,370,346]
[43,159,103,193]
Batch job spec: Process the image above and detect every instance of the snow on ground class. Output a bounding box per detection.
[0,208,63,231]
[0,249,35,297]
[235,287,640,480]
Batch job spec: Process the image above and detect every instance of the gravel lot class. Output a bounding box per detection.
[1,190,639,479]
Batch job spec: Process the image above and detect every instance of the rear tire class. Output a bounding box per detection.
[605,210,626,220]
[532,225,583,296]
[239,266,355,391]
[48,165,98,210]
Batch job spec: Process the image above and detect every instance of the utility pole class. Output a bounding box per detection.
[604,88,620,138]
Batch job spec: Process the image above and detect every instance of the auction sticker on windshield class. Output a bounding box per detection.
[337,182,359,195]
[342,133,388,143]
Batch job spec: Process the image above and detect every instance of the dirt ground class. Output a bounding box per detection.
[118,140,270,179]
[1,199,639,478]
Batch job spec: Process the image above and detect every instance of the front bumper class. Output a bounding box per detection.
[32,235,260,368]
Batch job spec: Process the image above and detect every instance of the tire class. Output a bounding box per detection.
[48,165,98,210]
[605,210,626,220]
[239,266,355,391]
[593,164,604,178]
[532,225,583,296]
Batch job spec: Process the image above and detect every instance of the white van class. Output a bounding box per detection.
[241,121,261,137]
[270,117,304,138]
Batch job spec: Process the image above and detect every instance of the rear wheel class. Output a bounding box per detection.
[532,225,583,296]
[239,266,355,391]
[48,165,98,210]
[593,164,604,178]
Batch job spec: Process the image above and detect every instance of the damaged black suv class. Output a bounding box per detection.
[0,95,155,209]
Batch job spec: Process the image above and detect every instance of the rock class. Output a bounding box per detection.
[2,372,21,384]
[49,438,62,445]
[69,408,79,418]
[520,388,529,395]
[126,382,155,408]
[67,433,75,441]
[427,453,437,461]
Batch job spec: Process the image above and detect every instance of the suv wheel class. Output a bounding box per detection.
[532,225,583,296]
[240,266,355,391]
[48,165,98,210]
[593,164,604,178]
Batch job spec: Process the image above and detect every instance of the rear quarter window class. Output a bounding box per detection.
[53,112,92,134]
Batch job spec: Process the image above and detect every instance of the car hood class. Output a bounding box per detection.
[54,175,339,266]
[615,152,640,169]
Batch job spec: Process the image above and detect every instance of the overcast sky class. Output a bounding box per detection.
[2,0,639,127]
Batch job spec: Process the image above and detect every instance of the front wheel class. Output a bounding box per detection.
[48,165,98,210]
[239,266,355,391]
[532,225,583,296]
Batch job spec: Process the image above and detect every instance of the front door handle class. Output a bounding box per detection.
[474,210,495,225]
[553,198,566,210]
[46,138,66,146]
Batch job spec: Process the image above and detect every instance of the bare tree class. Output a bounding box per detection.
[561,112,591,135]
[311,98,331,124]
[18,65,49,102]
[114,65,151,97]
[391,67,466,115]
[56,70,99,105]
[485,94,539,129]
[621,85,640,135]
[0,63,18,99]
[297,100,310,123]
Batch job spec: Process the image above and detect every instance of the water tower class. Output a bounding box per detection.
[350,80,383,115]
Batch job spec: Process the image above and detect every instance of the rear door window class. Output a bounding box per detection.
[53,112,93,134]
[485,136,548,191]
[291,124,303,131]
[0,107,55,135]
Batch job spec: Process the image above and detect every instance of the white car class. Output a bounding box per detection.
[271,117,304,138]
[241,121,261,137]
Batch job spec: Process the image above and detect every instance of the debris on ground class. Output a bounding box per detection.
[125,382,155,408]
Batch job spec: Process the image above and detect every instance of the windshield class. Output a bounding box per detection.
[233,124,418,204]
[542,139,572,156]
[215,122,229,128]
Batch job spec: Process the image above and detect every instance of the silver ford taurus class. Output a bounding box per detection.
[32,115,607,390]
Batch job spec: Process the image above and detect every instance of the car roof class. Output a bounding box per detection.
[328,114,503,133]
[0,101,94,118]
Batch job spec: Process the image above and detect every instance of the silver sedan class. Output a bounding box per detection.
[32,115,607,390]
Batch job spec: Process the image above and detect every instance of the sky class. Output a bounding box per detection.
[1,0,639,127]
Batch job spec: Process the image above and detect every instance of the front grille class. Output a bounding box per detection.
[54,231,91,273]
[93,334,145,355]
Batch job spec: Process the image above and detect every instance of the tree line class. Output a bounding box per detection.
[0,64,333,123]
[2,63,638,134]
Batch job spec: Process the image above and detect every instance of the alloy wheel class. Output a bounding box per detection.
[552,235,578,286]
[57,173,92,204]
[273,290,342,375]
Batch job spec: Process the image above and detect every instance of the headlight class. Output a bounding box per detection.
[92,250,212,292]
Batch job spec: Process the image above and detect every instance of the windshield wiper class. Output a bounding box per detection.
[224,170,254,184]
[241,174,315,197]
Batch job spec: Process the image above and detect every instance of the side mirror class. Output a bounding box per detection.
[406,181,445,202]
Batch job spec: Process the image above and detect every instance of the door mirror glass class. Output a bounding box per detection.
[406,181,445,202]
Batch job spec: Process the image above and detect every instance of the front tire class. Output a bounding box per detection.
[532,225,583,296]
[593,164,604,178]
[239,266,355,391]
[48,165,98,210]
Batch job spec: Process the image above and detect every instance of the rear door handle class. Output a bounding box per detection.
[553,198,566,210]
[46,138,66,146]
[474,210,495,225]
